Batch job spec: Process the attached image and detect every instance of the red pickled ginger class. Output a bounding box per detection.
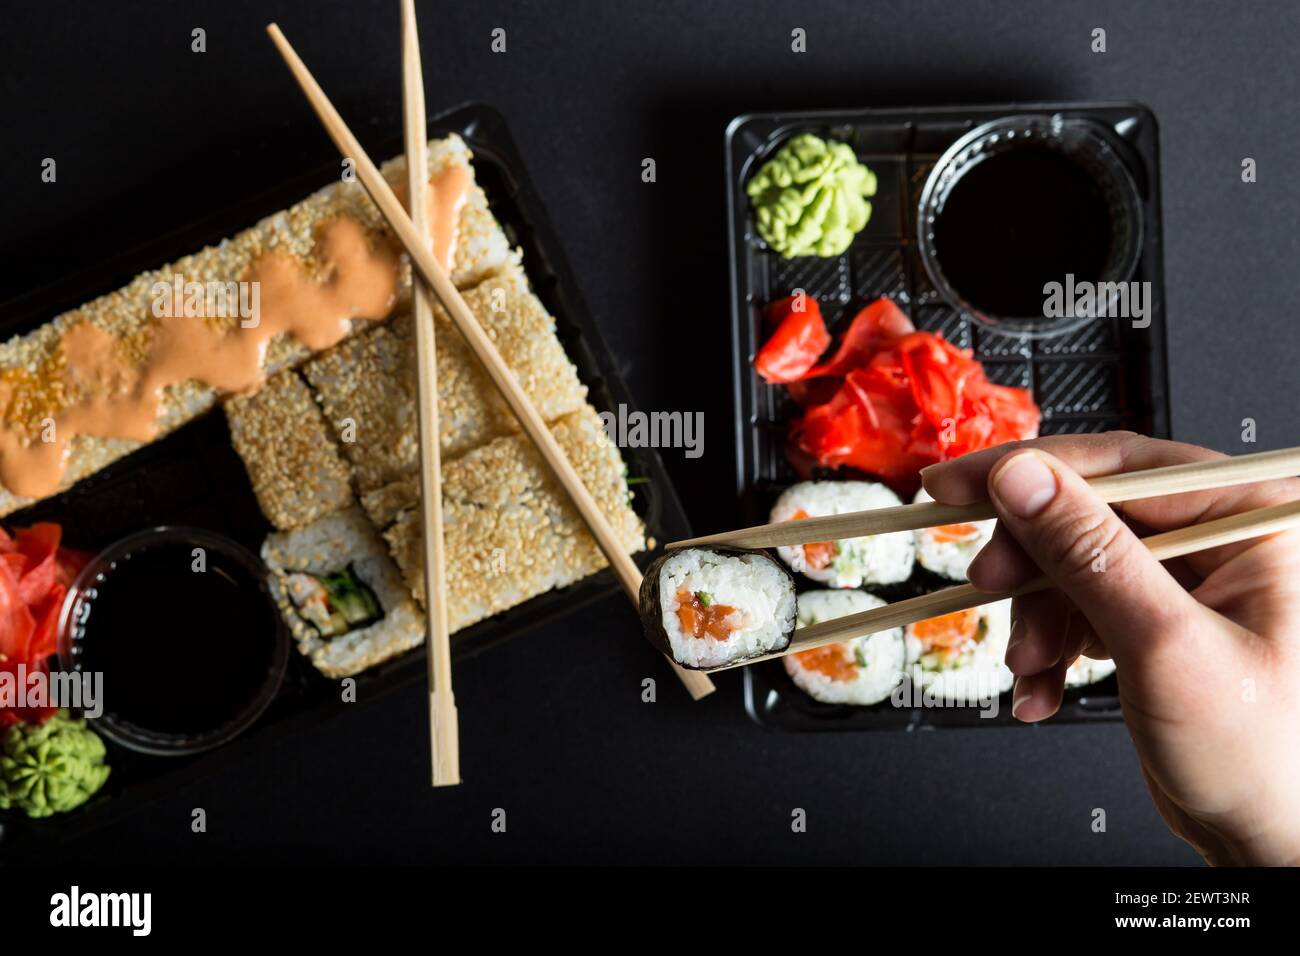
[756,297,1040,485]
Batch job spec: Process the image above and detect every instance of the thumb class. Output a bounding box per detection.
[986,450,1199,662]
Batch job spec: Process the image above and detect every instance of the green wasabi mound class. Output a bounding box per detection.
[746,133,877,258]
[0,710,110,818]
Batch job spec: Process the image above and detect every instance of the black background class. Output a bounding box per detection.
[3,0,1297,865]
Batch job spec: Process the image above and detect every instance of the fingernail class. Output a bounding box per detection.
[966,545,993,589]
[1006,616,1025,653]
[1011,679,1034,720]
[993,453,1057,519]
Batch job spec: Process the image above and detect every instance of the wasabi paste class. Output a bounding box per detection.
[0,710,110,818]
[746,133,876,258]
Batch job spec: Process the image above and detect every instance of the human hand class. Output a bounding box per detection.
[921,432,1300,866]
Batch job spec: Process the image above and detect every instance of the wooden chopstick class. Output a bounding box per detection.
[265,23,716,700]
[401,0,459,787]
[712,497,1300,672]
[671,445,1300,551]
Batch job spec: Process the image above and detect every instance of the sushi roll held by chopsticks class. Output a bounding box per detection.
[639,547,796,669]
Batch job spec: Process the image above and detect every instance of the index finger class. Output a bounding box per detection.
[921,431,1298,536]
[922,433,1146,505]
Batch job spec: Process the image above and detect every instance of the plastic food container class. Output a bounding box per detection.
[0,103,693,848]
[725,102,1169,732]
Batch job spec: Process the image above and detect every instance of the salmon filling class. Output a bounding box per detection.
[675,587,742,641]
[930,522,980,544]
[794,643,858,682]
[791,509,838,570]
[914,607,983,666]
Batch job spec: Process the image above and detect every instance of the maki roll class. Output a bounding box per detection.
[913,487,995,581]
[784,590,907,705]
[770,481,915,589]
[905,599,1014,701]
[1066,654,1117,688]
[262,507,425,678]
[640,547,796,669]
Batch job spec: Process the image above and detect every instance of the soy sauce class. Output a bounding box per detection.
[76,538,279,736]
[931,145,1114,319]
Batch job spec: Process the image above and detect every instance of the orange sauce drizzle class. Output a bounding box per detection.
[394,164,471,266]
[0,170,468,500]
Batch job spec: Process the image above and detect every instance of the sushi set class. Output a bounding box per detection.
[724,103,1172,731]
[0,20,1254,842]
[0,101,693,844]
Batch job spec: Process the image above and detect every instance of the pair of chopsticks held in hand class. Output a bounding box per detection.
[670,446,1300,669]
[267,6,717,787]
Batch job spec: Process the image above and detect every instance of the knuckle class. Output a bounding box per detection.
[1109,430,1143,460]
[1042,507,1129,582]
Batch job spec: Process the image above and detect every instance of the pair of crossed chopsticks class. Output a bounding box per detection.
[267,7,717,786]
[667,446,1300,671]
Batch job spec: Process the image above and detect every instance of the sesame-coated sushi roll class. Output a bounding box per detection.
[905,599,1014,702]
[640,547,796,670]
[770,481,915,588]
[913,487,995,581]
[1066,654,1117,688]
[303,260,588,495]
[224,369,354,530]
[383,407,644,627]
[784,590,906,705]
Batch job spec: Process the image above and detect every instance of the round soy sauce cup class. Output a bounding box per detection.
[57,526,289,757]
[917,114,1144,339]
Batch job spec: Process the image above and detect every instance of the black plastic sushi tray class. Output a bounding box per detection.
[726,102,1169,732]
[0,103,694,850]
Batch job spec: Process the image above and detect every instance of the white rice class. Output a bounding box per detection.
[770,481,915,588]
[913,487,995,581]
[1066,654,1117,687]
[906,598,1014,703]
[657,548,795,669]
[784,590,906,705]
